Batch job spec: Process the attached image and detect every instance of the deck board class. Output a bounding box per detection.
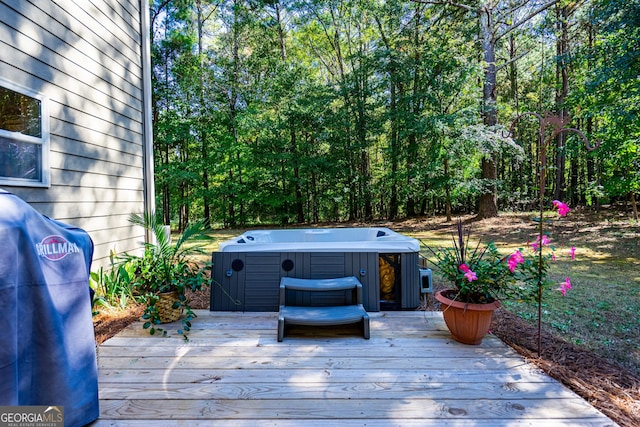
[93,311,618,426]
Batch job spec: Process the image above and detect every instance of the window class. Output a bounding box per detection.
[0,77,49,187]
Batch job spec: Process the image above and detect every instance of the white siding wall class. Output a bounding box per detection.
[0,0,150,265]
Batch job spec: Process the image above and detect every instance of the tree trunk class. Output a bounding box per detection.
[444,157,452,222]
[350,26,373,221]
[226,0,241,227]
[585,21,600,212]
[570,152,579,205]
[197,0,211,225]
[275,1,304,223]
[554,4,569,202]
[405,2,423,218]
[311,171,319,223]
[406,131,418,217]
[159,19,170,226]
[275,2,287,62]
[389,81,399,220]
[507,33,523,198]
[478,158,498,217]
[162,143,170,225]
[477,8,499,219]
[292,126,304,223]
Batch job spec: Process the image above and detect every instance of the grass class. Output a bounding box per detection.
[189,210,640,376]
[412,211,640,377]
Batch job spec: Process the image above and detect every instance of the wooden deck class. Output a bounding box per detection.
[93,311,618,426]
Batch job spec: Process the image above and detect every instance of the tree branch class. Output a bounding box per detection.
[496,50,530,72]
[305,36,336,80]
[494,1,532,27]
[373,14,390,50]
[411,0,476,14]
[150,0,173,33]
[495,0,560,41]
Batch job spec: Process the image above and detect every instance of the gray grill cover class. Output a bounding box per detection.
[0,190,99,426]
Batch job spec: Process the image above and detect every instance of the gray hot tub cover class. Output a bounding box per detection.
[0,190,99,426]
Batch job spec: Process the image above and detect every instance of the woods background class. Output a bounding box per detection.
[149,0,639,229]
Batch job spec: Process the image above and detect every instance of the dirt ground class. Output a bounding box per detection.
[93,210,640,427]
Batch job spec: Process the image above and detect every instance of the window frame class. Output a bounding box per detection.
[0,76,50,188]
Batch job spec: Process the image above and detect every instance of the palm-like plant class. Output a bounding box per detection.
[124,212,212,339]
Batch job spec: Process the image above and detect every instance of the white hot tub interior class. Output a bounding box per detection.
[218,227,419,252]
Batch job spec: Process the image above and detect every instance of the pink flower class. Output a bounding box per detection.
[531,235,551,251]
[552,252,556,262]
[570,246,576,260]
[459,264,477,281]
[560,277,572,296]
[507,250,524,272]
[553,200,571,217]
[464,270,478,282]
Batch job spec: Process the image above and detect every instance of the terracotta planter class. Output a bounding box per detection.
[434,289,500,345]
[156,291,183,323]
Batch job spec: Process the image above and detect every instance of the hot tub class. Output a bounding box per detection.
[211,227,425,312]
[218,227,420,253]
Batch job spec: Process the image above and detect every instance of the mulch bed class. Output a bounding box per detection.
[93,305,144,345]
[491,309,640,427]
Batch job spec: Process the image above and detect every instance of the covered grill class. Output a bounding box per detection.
[0,190,99,427]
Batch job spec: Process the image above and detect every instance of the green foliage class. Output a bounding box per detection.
[122,212,212,340]
[566,0,640,209]
[425,210,574,309]
[151,0,639,225]
[90,251,136,312]
[424,223,516,304]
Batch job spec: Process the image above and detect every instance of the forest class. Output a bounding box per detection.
[149,0,639,229]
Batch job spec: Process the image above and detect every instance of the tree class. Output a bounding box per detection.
[151,0,201,229]
[148,0,638,226]
[414,0,560,218]
[585,0,640,218]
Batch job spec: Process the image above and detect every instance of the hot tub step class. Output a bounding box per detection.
[278,277,370,342]
[280,276,363,291]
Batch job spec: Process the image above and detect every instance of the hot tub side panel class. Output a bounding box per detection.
[281,252,348,308]
[212,252,380,311]
[211,252,282,311]
[211,251,418,312]
[211,252,246,311]
[401,252,420,309]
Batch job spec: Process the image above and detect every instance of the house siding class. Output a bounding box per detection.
[0,0,151,265]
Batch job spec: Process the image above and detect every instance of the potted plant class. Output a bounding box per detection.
[427,112,593,347]
[123,212,212,339]
[425,219,518,344]
[426,198,577,345]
